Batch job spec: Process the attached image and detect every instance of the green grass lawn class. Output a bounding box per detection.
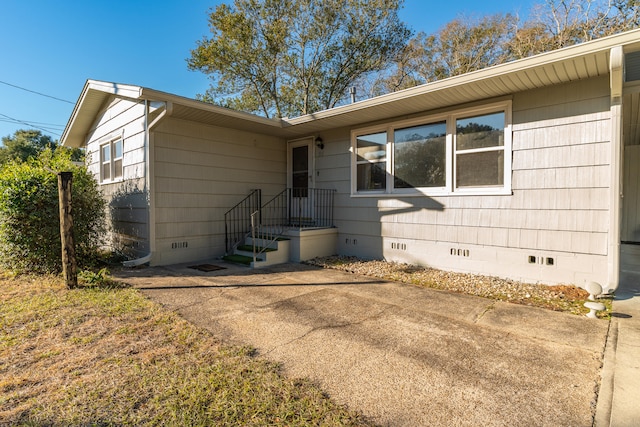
[0,272,370,426]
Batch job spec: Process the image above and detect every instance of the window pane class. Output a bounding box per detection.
[357,132,386,162]
[292,145,308,174]
[114,140,123,158]
[102,145,110,162]
[456,150,504,187]
[102,162,110,181]
[456,112,504,150]
[357,162,386,191]
[114,159,123,179]
[394,122,446,188]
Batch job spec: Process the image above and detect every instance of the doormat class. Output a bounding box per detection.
[188,264,227,272]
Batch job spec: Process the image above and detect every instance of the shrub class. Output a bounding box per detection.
[0,148,106,273]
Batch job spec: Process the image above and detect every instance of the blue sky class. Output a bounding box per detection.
[0,0,536,140]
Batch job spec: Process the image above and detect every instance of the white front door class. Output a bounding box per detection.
[288,138,315,224]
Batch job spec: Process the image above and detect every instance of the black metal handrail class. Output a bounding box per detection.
[287,187,335,229]
[225,188,336,262]
[249,188,336,262]
[258,188,336,231]
[224,189,261,254]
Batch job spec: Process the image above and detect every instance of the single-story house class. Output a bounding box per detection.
[61,29,640,292]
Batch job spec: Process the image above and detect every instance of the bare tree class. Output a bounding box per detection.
[376,0,640,93]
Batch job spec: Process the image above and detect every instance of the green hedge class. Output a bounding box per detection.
[0,149,106,273]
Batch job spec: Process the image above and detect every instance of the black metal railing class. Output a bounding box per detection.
[249,188,336,262]
[226,188,336,261]
[288,187,335,228]
[260,188,336,230]
[224,189,261,254]
[253,189,289,244]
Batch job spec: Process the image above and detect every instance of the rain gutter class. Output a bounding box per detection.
[122,100,172,267]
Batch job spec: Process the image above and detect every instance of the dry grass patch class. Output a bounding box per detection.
[0,273,370,426]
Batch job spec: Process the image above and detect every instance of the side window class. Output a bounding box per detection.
[100,139,124,183]
[113,139,123,180]
[101,143,111,182]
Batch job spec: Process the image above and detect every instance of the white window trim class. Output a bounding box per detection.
[350,100,512,197]
[99,137,124,184]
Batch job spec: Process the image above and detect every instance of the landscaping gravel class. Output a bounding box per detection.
[306,256,594,315]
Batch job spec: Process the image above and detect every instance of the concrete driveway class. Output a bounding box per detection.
[117,262,609,426]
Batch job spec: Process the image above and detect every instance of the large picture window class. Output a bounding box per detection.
[100,139,123,183]
[351,102,511,196]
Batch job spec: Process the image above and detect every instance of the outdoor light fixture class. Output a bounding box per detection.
[315,137,324,149]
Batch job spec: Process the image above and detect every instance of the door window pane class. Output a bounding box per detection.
[292,145,309,197]
[394,122,446,188]
[292,146,308,177]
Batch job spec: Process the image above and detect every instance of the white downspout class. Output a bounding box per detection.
[122,100,172,267]
[607,46,624,292]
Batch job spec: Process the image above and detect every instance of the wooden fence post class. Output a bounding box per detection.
[58,172,77,288]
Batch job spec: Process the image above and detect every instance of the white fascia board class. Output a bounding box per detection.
[85,79,144,99]
[60,80,96,147]
[138,87,285,129]
[61,80,145,147]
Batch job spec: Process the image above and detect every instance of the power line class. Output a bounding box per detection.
[0,80,74,104]
[0,113,62,136]
[0,118,64,129]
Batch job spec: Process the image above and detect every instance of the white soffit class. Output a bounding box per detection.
[284,29,640,134]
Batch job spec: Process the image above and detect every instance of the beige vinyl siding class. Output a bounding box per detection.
[510,76,610,259]
[325,76,611,286]
[84,98,148,258]
[151,117,286,265]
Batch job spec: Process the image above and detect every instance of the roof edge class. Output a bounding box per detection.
[61,80,286,147]
[285,27,640,126]
[138,87,285,129]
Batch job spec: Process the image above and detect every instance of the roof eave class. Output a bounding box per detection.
[61,81,286,148]
[61,80,144,148]
[285,28,640,128]
[61,28,640,146]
